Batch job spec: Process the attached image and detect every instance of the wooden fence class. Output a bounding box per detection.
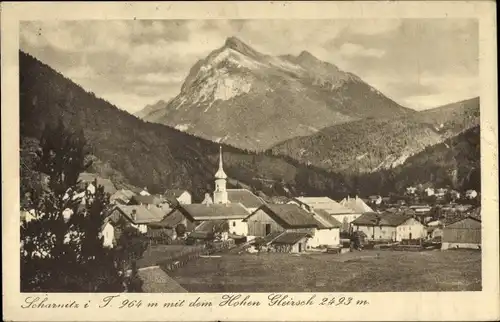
[159,239,235,272]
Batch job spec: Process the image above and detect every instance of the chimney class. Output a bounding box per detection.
[131,209,137,221]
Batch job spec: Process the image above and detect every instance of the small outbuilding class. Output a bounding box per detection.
[442,216,481,250]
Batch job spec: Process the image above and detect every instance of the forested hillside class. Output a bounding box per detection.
[270,97,479,173]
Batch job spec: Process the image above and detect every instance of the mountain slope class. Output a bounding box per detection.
[19,50,353,200]
[362,125,481,194]
[391,125,480,192]
[134,99,170,119]
[137,37,413,151]
[270,97,480,173]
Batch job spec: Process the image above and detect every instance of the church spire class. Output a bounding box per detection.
[213,145,228,204]
[215,145,227,179]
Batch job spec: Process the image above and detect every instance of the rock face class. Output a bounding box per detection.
[137,37,413,151]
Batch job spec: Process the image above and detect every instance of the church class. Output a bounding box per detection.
[202,146,265,213]
[167,146,265,237]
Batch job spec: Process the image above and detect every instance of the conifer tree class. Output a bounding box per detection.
[20,121,123,292]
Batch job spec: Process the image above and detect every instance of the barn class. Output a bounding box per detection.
[441,216,481,250]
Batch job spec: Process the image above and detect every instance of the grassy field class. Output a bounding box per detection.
[167,249,481,292]
[137,244,205,268]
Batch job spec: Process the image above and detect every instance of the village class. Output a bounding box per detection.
[21,146,482,292]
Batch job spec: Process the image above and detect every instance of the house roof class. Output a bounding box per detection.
[246,204,320,229]
[445,215,481,227]
[164,189,189,199]
[188,231,214,240]
[312,209,342,229]
[112,205,165,224]
[340,196,374,213]
[179,203,250,221]
[352,212,413,227]
[195,219,227,232]
[291,197,354,215]
[78,173,117,194]
[227,189,265,209]
[272,232,311,245]
[130,194,163,205]
[110,189,136,203]
[137,266,187,293]
[260,231,286,245]
[149,209,185,229]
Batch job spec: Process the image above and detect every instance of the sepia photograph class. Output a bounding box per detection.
[18,17,483,293]
[2,1,499,321]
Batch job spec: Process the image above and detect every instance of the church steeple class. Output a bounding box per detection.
[213,145,228,204]
[215,145,227,179]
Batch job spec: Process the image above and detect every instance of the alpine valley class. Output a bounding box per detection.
[20,36,481,201]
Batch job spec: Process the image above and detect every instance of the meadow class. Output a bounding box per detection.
[167,249,481,292]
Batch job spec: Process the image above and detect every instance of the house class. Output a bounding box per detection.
[78,172,117,195]
[110,189,136,205]
[173,203,250,236]
[352,212,426,241]
[139,187,151,196]
[201,193,214,205]
[340,195,374,213]
[442,216,481,250]
[288,196,355,233]
[406,186,417,195]
[409,204,432,214]
[244,204,340,248]
[465,190,478,199]
[128,194,164,206]
[164,189,192,205]
[427,226,443,240]
[368,195,382,205]
[108,204,165,234]
[271,232,311,253]
[101,218,115,248]
[245,204,319,237]
[424,187,435,197]
[309,209,342,247]
[449,190,461,200]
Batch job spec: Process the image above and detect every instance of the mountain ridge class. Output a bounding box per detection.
[136,36,414,151]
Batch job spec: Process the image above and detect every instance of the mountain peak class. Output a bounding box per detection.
[298,50,317,61]
[223,36,263,59]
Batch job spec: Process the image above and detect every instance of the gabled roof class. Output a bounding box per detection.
[311,209,342,229]
[227,189,265,209]
[164,189,190,199]
[149,209,185,229]
[112,205,165,224]
[178,203,250,221]
[445,215,481,227]
[340,196,374,213]
[272,232,311,245]
[352,212,413,227]
[246,204,319,229]
[290,197,354,215]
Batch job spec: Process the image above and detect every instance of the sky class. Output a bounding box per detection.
[20,19,478,113]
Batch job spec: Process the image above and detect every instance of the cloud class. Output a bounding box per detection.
[340,43,385,58]
[20,19,478,113]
